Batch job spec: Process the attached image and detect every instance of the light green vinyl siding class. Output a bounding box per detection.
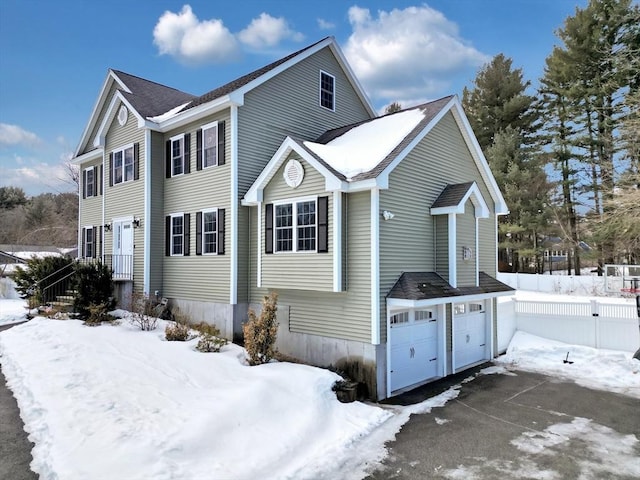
[79,158,103,228]
[435,216,449,280]
[379,111,498,341]
[457,200,476,286]
[261,157,333,291]
[104,101,145,288]
[148,131,165,294]
[237,46,373,198]
[478,217,496,276]
[163,111,231,302]
[249,191,371,342]
[81,82,119,156]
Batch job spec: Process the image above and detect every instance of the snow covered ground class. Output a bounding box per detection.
[0,294,638,479]
[0,298,28,326]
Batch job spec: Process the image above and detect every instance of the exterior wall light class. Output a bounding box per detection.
[382,210,395,220]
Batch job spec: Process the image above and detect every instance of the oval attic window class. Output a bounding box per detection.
[117,105,128,126]
[283,159,304,188]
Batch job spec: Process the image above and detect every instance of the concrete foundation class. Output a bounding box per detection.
[168,298,234,340]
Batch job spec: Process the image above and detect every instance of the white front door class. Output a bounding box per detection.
[453,302,487,370]
[112,220,133,279]
[390,310,439,392]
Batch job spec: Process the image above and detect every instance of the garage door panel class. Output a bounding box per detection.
[390,315,439,392]
[454,310,487,370]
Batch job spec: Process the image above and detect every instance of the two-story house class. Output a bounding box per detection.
[73,36,513,400]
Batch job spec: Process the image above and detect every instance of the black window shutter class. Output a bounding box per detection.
[218,121,226,166]
[109,153,113,186]
[99,164,103,196]
[96,226,102,258]
[265,203,273,254]
[184,133,191,174]
[196,129,203,171]
[134,143,140,180]
[165,140,171,178]
[318,196,329,253]
[92,226,98,258]
[82,169,87,199]
[81,228,86,257]
[165,216,171,256]
[196,211,202,255]
[93,166,99,197]
[218,209,225,255]
[184,213,191,256]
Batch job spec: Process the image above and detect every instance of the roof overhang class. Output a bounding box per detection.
[71,148,103,165]
[387,289,514,310]
[430,182,490,218]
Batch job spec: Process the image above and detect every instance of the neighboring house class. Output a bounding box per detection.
[72,36,513,400]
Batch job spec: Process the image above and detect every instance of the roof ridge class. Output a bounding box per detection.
[185,36,332,111]
[111,69,195,96]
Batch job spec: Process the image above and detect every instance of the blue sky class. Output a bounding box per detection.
[0,0,587,196]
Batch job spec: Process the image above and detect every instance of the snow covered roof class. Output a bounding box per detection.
[305,96,454,181]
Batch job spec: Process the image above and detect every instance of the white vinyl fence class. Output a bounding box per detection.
[497,298,640,353]
[497,272,609,296]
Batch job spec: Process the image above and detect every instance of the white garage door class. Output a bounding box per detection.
[390,310,439,392]
[454,302,488,371]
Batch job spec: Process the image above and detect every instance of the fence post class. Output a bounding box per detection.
[591,300,600,349]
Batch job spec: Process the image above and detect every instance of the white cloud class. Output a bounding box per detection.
[0,159,72,196]
[238,13,304,49]
[344,5,489,102]
[153,5,240,64]
[317,18,335,30]
[0,123,42,148]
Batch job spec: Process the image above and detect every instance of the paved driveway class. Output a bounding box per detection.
[0,322,37,480]
[367,369,640,479]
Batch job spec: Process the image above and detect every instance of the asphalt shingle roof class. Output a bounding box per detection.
[112,70,196,118]
[184,37,330,111]
[312,96,454,181]
[431,182,475,209]
[387,272,514,300]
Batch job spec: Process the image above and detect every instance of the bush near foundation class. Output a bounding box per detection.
[243,292,278,366]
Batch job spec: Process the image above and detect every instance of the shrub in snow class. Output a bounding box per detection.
[128,292,158,331]
[193,322,228,352]
[165,321,190,341]
[73,262,115,319]
[12,256,74,305]
[84,302,116,326]
[243,292,278,365]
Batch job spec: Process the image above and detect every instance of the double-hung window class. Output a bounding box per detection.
[165,213,190,256]
[83,166,96,197]
[203,123,218,168]
[112,144,135,185]
[166,133,191,177]
[83,226,96,258]
[265,196,328,255]
[195,208,225,255]
[320,71,335,111]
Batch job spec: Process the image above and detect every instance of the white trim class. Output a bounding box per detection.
[101,151,106,257]
[243,137,343,205]
[169,213,186,256]
[72,148,103,165]
[110,142,135,185]
[448,213,457,288]
[201,208,220,255]
[83,165,96,197]
[488,298,495,359]
[143,129,151,294]
[430,182,490,218]
[386,303,391,398]
[230,104,238,304]
[332,191,342,292]
[451,304,456,375]
[475,217,480,286]
[155,96,234,131]
[272,195,319,254]
[93,92,144,148]
[201,120,219,169]
[168,134,186,177]
[386,290,513,310]
[371,188,380,345]
[257,201,262,288]
[319,70,336,112]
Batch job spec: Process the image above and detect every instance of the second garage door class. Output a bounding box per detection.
[454,302,488,371]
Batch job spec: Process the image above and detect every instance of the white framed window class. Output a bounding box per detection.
[84,167,95,197]
[415,310,435,322]
[112,144,134,185]
[274,197,316,253]
[391,312,409,325]
[83,226,95,259]
[319,71,335,111]
[171,135,184,176]
[454,303,466,315]
[202,209,217,254]
[202,122,218,168]
[469,303,484,313]
[171,214,184,256]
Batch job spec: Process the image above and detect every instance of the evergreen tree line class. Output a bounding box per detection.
[460,0,639,274]
[0,186,78,247]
